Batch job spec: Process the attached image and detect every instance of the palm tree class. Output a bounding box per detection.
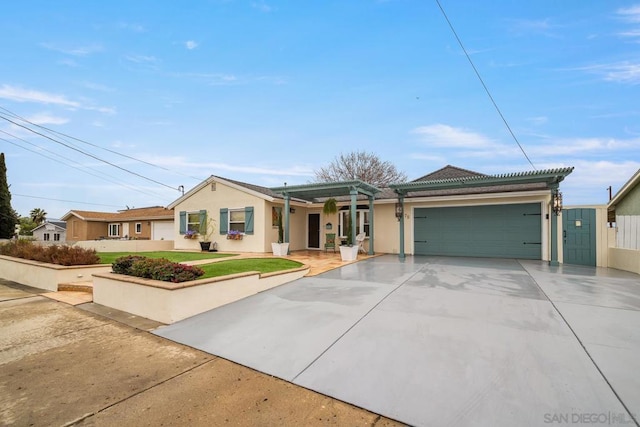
[30,208,47,225]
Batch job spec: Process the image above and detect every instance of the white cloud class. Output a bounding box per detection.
[527,136,635,157]
[142,155,313,177]
[0,84,116,114]
[118,22,146,32]
[185,40,198,50]
[252,1,272,12]
[124,54,158,64]
[526,116,548,125]
[412,124,500,149]
[0,85,80,108]
[25,113,69,125]
[617,5,640,23]
[576,62,640,84]
[40,43,103,56]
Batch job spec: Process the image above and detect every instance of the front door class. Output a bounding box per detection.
[308,213,320,249]
[563,208,596,266]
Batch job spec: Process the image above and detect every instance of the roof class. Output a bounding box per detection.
[31,220,67,232]
[61,206,174,222]
[270,180,381,202]
[390,167,574,196]
[411,165,486,182]
[608,168,640,210]
[167,175,308,209]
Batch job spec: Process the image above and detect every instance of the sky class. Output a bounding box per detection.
[1,0,639,220]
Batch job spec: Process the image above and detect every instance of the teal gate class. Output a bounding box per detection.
[562,208,596,266]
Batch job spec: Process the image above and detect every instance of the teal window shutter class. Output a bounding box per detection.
[245,206,254,234]
[199,209,207,231]
[179,211,186,234]
[220,208,228,234]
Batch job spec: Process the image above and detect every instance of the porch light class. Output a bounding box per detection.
[395,202,403,221]
[552,191,563,215]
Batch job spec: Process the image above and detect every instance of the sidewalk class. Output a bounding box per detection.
[0,279,403,426]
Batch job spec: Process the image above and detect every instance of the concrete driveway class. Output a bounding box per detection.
[155,255,640,427]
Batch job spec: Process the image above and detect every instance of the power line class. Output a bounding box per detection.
[434,0,536,170]
[0,112,183,191]
[0,131,169,199]
[0,106,205,182]
[12,193,125,208]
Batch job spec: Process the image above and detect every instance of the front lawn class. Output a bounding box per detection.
[98,251,235,265]
[199,258,304,279]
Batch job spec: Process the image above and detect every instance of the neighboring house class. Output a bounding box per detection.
[32,220,67,243]
[61,206,174,241]
[169,165,574,264]
[607,169,640,274]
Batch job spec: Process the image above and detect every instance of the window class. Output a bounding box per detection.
[108,223,120,237]
[229,209,246,233]
[338,209,370,238]
[54,233,60,241]
[187,212,201,232]
[135,223,142,234]
[43,233,50,241]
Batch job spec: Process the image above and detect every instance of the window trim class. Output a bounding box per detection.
[108,223,120,238]
[53,233,60,241]
[43,233,50,241]
[135,222,142,234]
[228,208,246,233]
[338,209,370,238]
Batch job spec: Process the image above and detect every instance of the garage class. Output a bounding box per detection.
[152,221,174,241]
[414,203,542,259]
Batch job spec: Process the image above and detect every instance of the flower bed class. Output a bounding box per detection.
[226,230,243,240]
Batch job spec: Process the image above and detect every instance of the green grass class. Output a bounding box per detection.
[198,258,303,279]
[98,251,235,265]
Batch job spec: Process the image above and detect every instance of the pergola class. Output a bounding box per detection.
[389,167,574,265]
[270,180,381,254]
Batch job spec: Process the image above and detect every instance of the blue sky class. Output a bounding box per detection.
[1,0,639,219]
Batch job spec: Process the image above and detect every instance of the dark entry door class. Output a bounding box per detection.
[308,213,320,249]
[563,208,596,266]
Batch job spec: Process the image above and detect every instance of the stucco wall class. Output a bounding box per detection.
[173,180,270,253]
[72,239,174,252]
[92,266,309,323]
[608,247,640,275]
[0,256,111,291]
[617,183,640,215]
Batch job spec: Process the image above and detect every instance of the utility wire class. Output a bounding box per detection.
[0,112,182,191]
[0,106,205,182]
[12,193,125,208]
[0,133,168,200]
[434,0,536,170]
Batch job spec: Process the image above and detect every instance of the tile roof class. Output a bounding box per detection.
[66,206,173,222]
[412,165,486,182]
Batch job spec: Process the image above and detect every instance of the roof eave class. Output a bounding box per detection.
[608,169,640,209]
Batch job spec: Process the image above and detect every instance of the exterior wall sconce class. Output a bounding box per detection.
[552,191,563,215]
[290,208,296,214]
[395,202,403,221]
[325,222,332,230]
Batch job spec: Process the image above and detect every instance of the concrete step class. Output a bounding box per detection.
[57,281,93,294]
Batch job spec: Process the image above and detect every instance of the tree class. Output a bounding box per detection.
[313,151,407,187]
[0,153,17,238]
[18,217,37,236]
[30,208,47,225]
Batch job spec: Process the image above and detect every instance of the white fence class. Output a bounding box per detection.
[616,215,640,250]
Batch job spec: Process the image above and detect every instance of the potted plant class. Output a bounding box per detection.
[271,208,289,256]
[339,209,358,261]
[198,216,216,251]
[323,197,338,216]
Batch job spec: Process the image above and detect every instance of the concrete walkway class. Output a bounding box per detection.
[155,255,640,427]
[0,279,403,426]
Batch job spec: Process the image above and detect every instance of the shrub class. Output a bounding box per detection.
[0,240,100,266]
[113,255,204,283]
[112,255,147,275]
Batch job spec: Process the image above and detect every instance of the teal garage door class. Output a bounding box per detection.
[414,203,542,259]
